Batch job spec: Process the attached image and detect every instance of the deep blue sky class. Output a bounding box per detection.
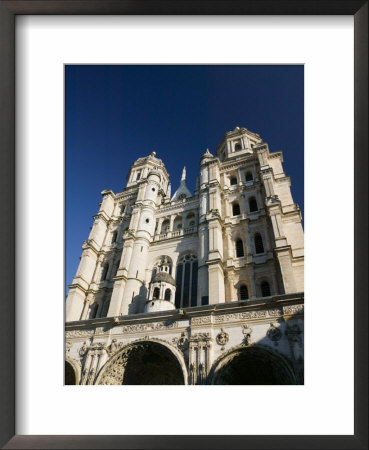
[66,65,304,292]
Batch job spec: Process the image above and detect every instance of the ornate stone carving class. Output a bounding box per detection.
[191,316,212,325]
[66,329,94,339]
[107,338,124,355]
[121,320,178,334]
[65,341,72,353]
[216,328,229,351]
[172,332,188,351]
[242,324,253,345]
[267,323,282,346]
[214,308,282,324]
[283,304,304,315]
[79,341,89,357]
[188,333,212,385]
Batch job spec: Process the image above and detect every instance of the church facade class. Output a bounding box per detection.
[65,126,304,385]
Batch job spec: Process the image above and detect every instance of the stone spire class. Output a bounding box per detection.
[181,166,186,181]
[171,166,192,201]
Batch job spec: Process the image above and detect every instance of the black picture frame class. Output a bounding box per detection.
[0,1,367,449]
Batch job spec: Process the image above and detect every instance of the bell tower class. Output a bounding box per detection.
[107,152,170,316]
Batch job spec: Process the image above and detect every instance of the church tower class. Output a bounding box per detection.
[65,126,304,386]
[66,127,303,322]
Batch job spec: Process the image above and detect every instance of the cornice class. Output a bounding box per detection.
[65,292,304,330]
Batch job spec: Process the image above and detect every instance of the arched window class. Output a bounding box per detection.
[136,171,141,180]
[153,287,160,299]
[175,254,198,308]
[230,177,238,185]
[254,233,264,254]
[232,203,241,216]
[249,197,258,212]
[245,171,253,182]
[111,230,118,243]
[261,281,271,297]
[101,264,109,281]
[236,239,244,257]
[239,284,249,300]
[161,219,169,233]
[164,289,171,301]
[235,143,242,151]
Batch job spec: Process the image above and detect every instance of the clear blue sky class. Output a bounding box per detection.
[66,65,304,292]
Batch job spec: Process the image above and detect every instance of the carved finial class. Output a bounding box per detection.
[151,151,156,157]
[181,166,186,181]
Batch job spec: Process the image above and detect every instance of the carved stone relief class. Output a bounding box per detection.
[188,332,212,385]
[242,324,253,345]
[267,323,282,346]
[172,332,188,351]
[216,328,229,351]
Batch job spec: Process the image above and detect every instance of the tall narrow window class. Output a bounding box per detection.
[235,143,242,151]
[230,177,237,185]
[101,264,109,281]
[89,303,98,319]
[254,233,264,254]
[111,230,118,243]
[175,254,198,309]
[239,285,249,300]
[232,203,241,216]
[136,171,141,180]
[261,281,271,297]
[153,287,160,299]
[249,197,258,212]
[245,171,253,182]
[164,289,171,301]
[236,239,244,257]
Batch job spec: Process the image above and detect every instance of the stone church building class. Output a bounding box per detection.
[65,127,304,385]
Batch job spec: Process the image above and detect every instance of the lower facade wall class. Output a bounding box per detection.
[65,294,304,385]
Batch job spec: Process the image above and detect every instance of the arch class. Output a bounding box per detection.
[235,239,244,258]
[234,143,242,151]
[150,255,173,278]
[239,284,249,300]
[245,171,253,182]
[164,288,171,301]
[208,345,297,385]
[173,215,182,230]
[232,202,241,216]
[65,358,80,385]
[153,287,160,299]
[261,280,271,297]
[96,339,188,385]
[254,233,264,254]
[249,197,258,212]
[161,219,170,233]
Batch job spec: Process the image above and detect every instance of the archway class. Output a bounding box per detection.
[209,345,297,385]
[65,361,77,385]
[97,340,186,385]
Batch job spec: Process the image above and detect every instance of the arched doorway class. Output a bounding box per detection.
[65,361,77,385]
[97,340,186,385]
[209,345,297,385]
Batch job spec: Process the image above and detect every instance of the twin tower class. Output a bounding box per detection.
[66,127,304,323]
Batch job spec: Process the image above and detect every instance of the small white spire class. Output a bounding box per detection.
[181,166,186,181]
